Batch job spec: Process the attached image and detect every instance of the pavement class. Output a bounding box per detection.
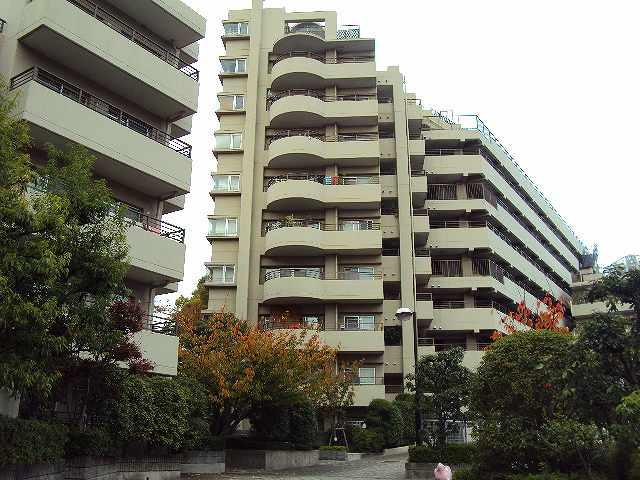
[200,453,409,479]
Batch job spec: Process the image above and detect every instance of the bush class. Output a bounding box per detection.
[0,416,68,466]
[629,449,640,480]
[453,466,479,480]
[320,445,347,452]
[350,428,384,453]
[367,399,403,448]
[409,443,475,465]
[393,396,416,446]
[289,400,317,450]
[65,426,116,457]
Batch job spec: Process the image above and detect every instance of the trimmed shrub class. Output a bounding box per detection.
[289,400,318,450]
[0,416,68,466]
[393,396,416,446]
[367,399,403,448]
[351,428,384,453]
[250,399,318,450]
[409,443,475,465]
[65,426,116,458]
[320,445,347,452]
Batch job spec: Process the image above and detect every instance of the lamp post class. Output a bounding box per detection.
[396,307,423,445]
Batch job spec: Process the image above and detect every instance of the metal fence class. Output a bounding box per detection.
[10,67,192,157]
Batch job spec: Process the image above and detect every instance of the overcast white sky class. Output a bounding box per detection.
[165,0,640,299]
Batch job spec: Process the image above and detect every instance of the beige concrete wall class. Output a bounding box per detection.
[133,330,179,376]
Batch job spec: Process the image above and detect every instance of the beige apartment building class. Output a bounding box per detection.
[0,0,205,377]
[208,1,587,412]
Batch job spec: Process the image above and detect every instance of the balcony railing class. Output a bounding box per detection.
[67,0,199,80]
[10,67,192,157]
[466,183,498,207]
[472,258,505,283]
[416,293,433,301]
[267,89,377,108]
[264,268,382,282]
[474,299,509,313]
[144,314,177,336]
[428,183,457,200]
[270,51,375,67]
[285,22,325,38]
[385,385,403,394]
[259,317,383,332]
[265,129,378,147]
[433,299,465,309]
[352,377,385,385]
[0,18,6,33]
[432,259,463,277]
[123,206,185,243]
[263,173,378,190]
[263,219,380,235]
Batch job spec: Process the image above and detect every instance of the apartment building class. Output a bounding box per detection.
[571,254,637,322]
[209,0,586,412]
[0,0,206,377]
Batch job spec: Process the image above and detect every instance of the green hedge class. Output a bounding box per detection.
[65,426,116,458]
[351,428,384,453]
[409,443,475,464]
[320,445,347,452]
[630,449,640,480]
[0,416,68,466]
[367,399,403,448]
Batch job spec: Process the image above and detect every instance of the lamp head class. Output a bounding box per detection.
[395,307,414,321]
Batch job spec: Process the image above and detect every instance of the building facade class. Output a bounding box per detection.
[209,1,586,410]
[0,0,206,376]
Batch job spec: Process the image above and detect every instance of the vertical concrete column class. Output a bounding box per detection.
[463,293,475,308]
[461,256,472,277]
[457,183,466,200]
[388,68,417,375]
[235,0,264,321]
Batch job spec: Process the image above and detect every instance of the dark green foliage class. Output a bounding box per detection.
[409,443,475,464]
[384,326,402,346]
[320,445,347,452]
[249,399,318,450]
[0,416,67,466]
[630,450,640,480]
[407,347,472,449]
[366,399,403,448]
[350,428,384,453]
[64,426,116,458]
[393,395,416,446]
[110,375,208,452]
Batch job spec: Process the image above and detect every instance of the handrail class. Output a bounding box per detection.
[10,67,192,157]
[352,377,385,385]
[67,0,198,81]
[124,206,185,243]
[271,51,375,66]
[264,268,382,281]
[263,220,380,234]
[267,89,377,108]
[263,173,379,190]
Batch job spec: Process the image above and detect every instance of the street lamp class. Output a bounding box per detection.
[396,307,423,445]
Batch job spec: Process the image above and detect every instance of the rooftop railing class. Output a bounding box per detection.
[10,67,192,157]
[285,22,325,38]
[67,0,199,80]
[337,25,361,39]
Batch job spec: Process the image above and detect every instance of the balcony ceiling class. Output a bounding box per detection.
[105,0,205,48]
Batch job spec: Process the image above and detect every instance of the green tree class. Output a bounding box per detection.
[366,398,403,448]
[0,83,149,418]
[588,264,640,330]
[406,347,472,450]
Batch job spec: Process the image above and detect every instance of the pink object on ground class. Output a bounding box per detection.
[433,462,452,480]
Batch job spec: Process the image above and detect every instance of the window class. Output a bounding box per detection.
[223,22,249,36]
[302,315,321,328]
[341,266,375,279]
[208,265,236,284]
[343,314,375,331]
[218,94,245,111]
[214,133,243,150]
[357,367,376,385]
[220,58,247,74]
[341,220,373,231]
[211,174,240,192]
[208,217,238,236]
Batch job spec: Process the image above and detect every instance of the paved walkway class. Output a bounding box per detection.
[212,453,408,479]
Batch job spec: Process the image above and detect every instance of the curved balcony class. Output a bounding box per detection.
[263,221,381,256]
[264,175,380,211]
[271,54,376,90]
[262,268,383,304]
[266,131,379,168]
[268,91,378,127]
[273,24,371,55]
